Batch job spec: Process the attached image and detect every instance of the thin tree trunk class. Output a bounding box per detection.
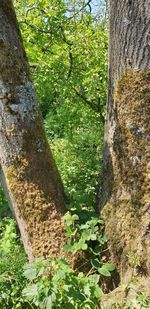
[98,0,150,284]
[0,0,66,262]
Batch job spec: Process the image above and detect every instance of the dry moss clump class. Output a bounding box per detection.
[6,154,66,259]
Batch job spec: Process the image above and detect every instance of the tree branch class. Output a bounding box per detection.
[72,87,105,123]
[67,0,92,19]
[60,25,73,79]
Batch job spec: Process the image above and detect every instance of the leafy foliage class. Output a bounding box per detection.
[0,187,12,218]
[64,212,106,255]
[0,218,28,309]
[48,108,104,210]
[137,293,150,308]
[22,212,115,308]
[15,0,108,119]
[23,258,103,308]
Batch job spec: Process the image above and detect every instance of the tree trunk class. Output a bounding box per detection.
[0,0,66,262]
[98,0,150,285]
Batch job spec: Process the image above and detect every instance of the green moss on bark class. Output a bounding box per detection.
[102,69,150,277]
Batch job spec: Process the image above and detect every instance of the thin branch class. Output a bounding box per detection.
[67,0,92,20]
[60,25,72,46]
[60,25,73,79]
[67,47,73,79]
[20,20,52,35]
[72,87,105,123]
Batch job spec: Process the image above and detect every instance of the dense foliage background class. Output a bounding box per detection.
[0,1,149,308]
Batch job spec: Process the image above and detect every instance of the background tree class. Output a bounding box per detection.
[0,0,66,262]
[98,0,150,289]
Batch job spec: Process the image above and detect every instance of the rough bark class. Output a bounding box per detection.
[0,0,66,262]
[98,0,150,286]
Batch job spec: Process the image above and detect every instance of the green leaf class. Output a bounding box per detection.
[98,267,111,277]
[94,286,103,298]
[84,284,91,297]
[72,214,79,221]
[90,234,97,241]
[91,258,100,269]
[102,235,107,242]
[81,243,88,250]
[64,213,79,227]
[45,293,56,309]
[78,272,84,279]
[88,274,100,285]
[63,284,71,292]
[23,266,37,280]
[80,224,90,230]
[103,263,115,272]
[64,241,73,253]
[23,284,38,300]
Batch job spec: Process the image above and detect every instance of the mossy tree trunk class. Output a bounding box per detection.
[98,0,150,283]
[0,0,66,262]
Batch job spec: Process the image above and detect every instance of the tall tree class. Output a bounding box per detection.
[0,0,66,262]
[98,0,150,286]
